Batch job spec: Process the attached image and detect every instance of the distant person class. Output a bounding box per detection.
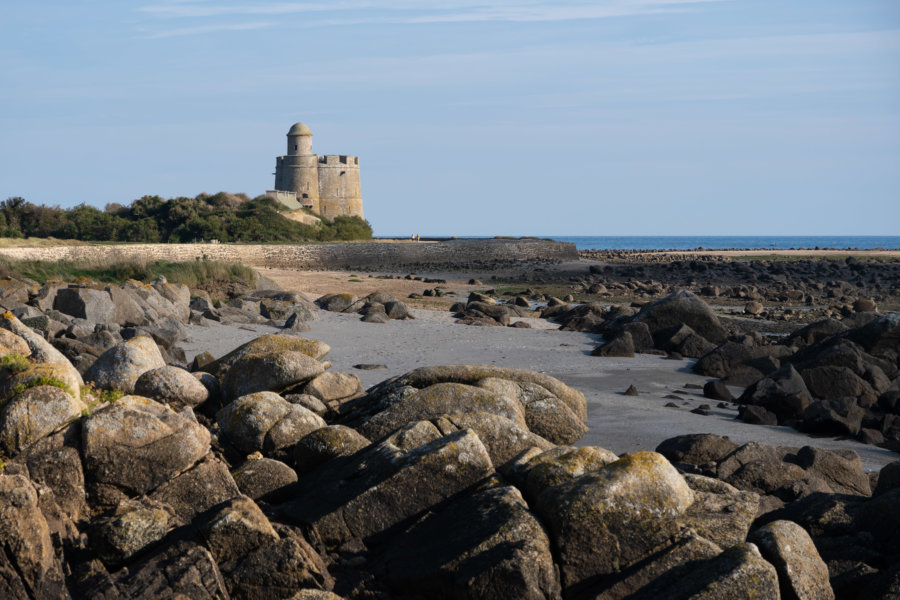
[416,234,420,242]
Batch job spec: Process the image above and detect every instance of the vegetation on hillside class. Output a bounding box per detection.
[0,256,257,291]
[0,192,373,243]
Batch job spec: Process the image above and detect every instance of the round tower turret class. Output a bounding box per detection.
[287,122,313,156]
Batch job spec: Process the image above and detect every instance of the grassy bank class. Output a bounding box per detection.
[0,257,257,291]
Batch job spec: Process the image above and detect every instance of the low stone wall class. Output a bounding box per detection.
[0,239,577,271]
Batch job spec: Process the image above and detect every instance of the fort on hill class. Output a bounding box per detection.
[266,122,364,220]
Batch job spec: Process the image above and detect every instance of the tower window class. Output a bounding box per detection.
[294,144,298,151]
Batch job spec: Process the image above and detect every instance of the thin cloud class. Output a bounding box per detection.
[141,21,274,39]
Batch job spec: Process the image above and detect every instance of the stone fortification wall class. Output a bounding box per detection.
[0,239,577,271]
[318,155,362,219]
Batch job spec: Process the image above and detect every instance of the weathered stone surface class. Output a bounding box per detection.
[87,336,166,394]
[794,446,870,496]
[369,364,587,422]
[81,540,230,599]
[477,377,587,445]
[383,419,444,451]
[682,474,759,549]
[801,396,865,436]
[534,451,694,594]
[359,382,527,441]
[631,290,728,344]
[232,456,298,502]
[147,455,241,523]
[522,446,620,501]
[629,543,780,600]
[739,365,811,422]
[874,460,900,496]
[106,285,150,326]
[445,411,553,467]
[82,395,211,495]
[0,384,86,454]
[280,430,494,548]
[18,425,88,523]
[749,520,834,600]
[221,349,325,401]
[0,312,77,368]
[380,484,562,600]
[317,293,359,313]
[592,332,635,358]
[217,392,326,455]
[0,328,30,357]
[91,498,174,566]
[228,534,334,600]
[134,365,210,408]
[294,425,371,474]
[209,334,330,376]
[656,433,739,466]
[2,360,83,405]
[54,287,116,322]
[302,371,362,402]
[0,474,69,600]
[201,495,279,564]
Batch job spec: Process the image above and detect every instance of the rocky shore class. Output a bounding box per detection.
[0,252,898,599]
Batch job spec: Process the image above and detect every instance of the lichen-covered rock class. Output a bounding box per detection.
[302,372,362,402]
[217,392,326,455]
[280,429,494,548]
[87,336,166,394]
[381,483,562,600]
[0,474,70,600]
[293,425,370,474]
[316,293,359,313]
[520,446,620,501]
[0,312,77,369]
[629,543,780,600]
[221,349,325,401]
[369,364,587,423]
[82,395,211,495]
[794,445,870,496]
[2,360,83,405]
[228,534,334,600]
[0,328,30,357]
[0,384,87,455]
[134,365,210,408]
[91,498,174,566]
[383,419,444,451]
[682,474,759,549]
[232,456,298,502]
[209,334,330,377]
[53,287,116,322]
[147,455,241,523]
[477,377,587,445]
[16,425,88,523]
[358,382,526,441]
[749,520,834,600]
[200,495,279,564]
[443,411,554,467]
[534,451,694,594]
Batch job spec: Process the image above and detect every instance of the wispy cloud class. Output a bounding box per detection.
[137,0,725,33]
[141,20,274,39]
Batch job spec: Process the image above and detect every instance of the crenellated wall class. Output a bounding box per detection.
[317,155,362,219]
[0,239,577,272]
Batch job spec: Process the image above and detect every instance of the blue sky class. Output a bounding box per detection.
[2,1,898,236]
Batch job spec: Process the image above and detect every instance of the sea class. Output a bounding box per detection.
[546,236,900,251]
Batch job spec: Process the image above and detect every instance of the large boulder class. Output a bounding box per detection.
[739,365,811,423]
[0,313,83,386]
[0,474,69,600]
[358,382,526,441]
[87,336,166,394]
[630,290,728,344]
[146,455,241,523]
[221,349,325,401]
[200,495,279,565]
[368,364,587,422]
[801,397,865,436]
[316,293,359,313]
[534,451,694,595]
[90,498,174,566]
[217,392,326,456]
[232,456,298,502]
[227,534,334,600]
[801,365,878,407]
[380,484,561,600]
[748,520,834,600]
[441,411,554,467]
[53,287,116,323]
[682,474,759,549]
[293,425,371,474]
[0,385,86,455]
[280,429,494,549]
[629,543,780,600]
[477,377,587,444]
[2,360,83,404]
[208,334,330,377]
[82,395,211,496]
[134,365,210,408]
[302,372,362,403]
[656,433,739,467]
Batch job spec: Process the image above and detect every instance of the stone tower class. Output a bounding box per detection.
[270,122,363,219]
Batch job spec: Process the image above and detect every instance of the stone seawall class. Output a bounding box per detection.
[0,239,577,271]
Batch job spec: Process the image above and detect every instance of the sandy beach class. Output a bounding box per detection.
[182,300,897,472]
